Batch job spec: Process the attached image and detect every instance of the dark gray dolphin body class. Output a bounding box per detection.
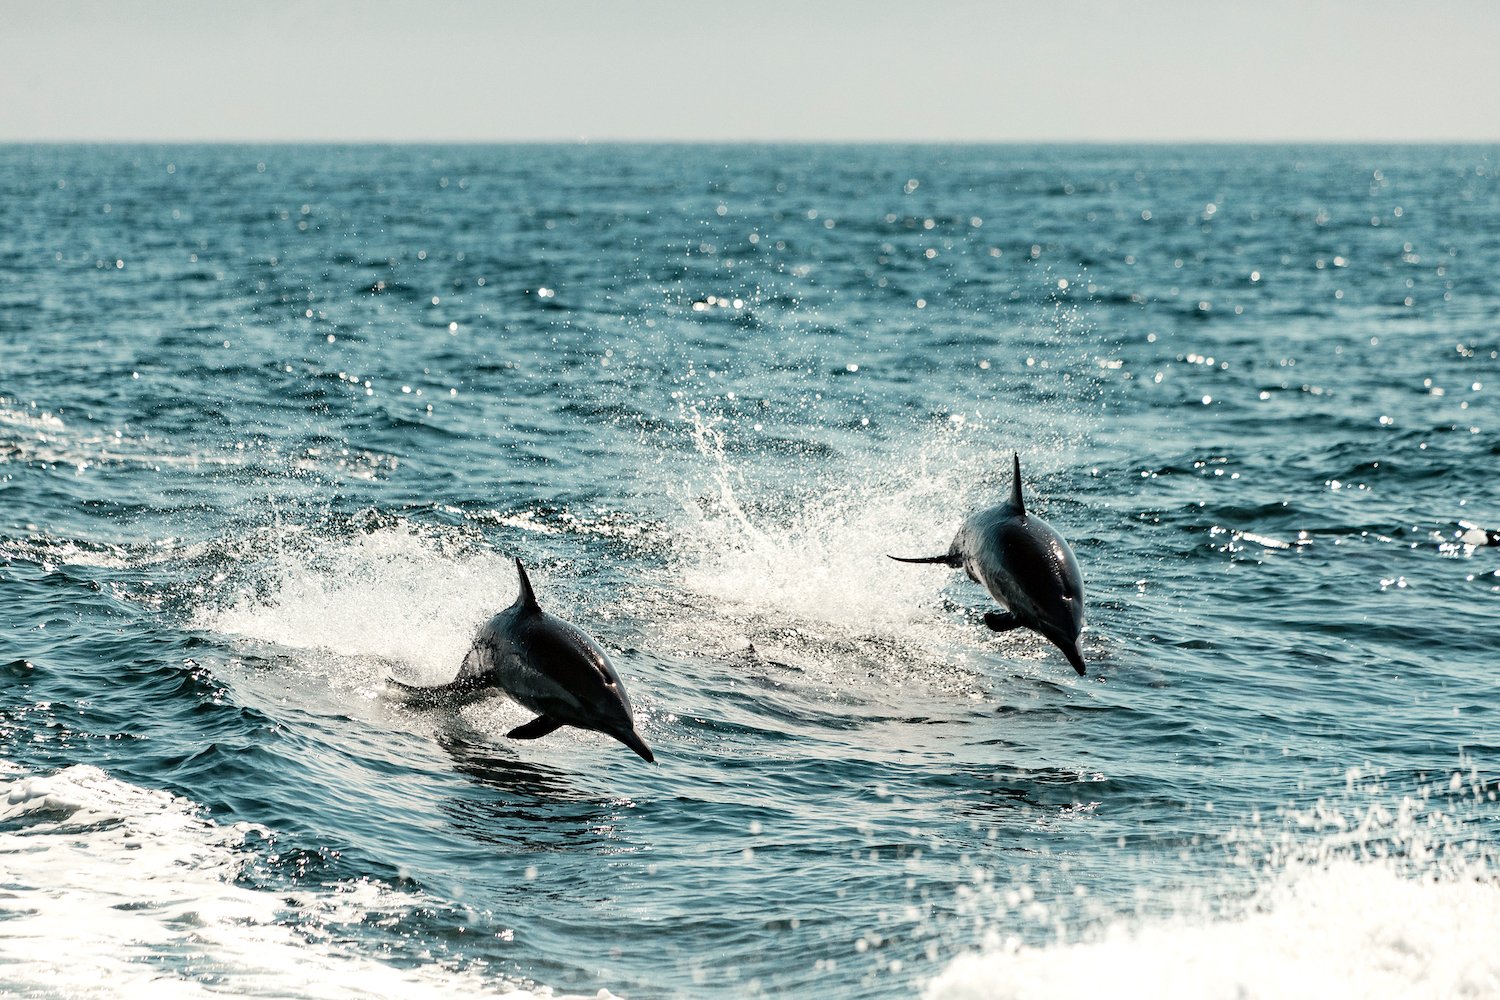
[393,559,654,762]
[890,454,1087,675]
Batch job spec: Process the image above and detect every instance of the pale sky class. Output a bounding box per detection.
[3,0,1498,143]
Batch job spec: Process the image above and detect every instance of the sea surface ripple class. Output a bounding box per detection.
[2,143,1498,998]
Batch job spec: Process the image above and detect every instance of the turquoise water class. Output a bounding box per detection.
[2,144,1498,998]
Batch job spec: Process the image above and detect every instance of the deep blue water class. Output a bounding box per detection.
[2,144,1498,998]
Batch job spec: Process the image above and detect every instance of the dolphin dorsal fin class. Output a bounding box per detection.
[513,558,541,612]
[1010,452,1026,515]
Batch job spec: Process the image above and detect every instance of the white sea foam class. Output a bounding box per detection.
[0,403,67,432]
[0,398,395,482]
[925,859,1500,1000]
[926,782,1500,1000]
[0,760,583,999]
[0,402,246,474]
[0,536,132,570]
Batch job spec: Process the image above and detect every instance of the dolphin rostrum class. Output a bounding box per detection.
[890,453,1087,675]
[393,558,654,761]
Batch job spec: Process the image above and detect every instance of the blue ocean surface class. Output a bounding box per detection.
[1,143,1498,998]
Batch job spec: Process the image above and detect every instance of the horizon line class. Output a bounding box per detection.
[4,137,1500,147]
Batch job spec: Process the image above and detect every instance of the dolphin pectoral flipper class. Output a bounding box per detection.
[507,715,565,740]
[388,641,494,702]
[983,611,1022,632]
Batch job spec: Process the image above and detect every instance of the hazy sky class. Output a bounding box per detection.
[3,0,1498,143]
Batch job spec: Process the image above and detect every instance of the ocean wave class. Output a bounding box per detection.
[0,760,581,999]
[925,859,1500,1000]
[926,778,1500,1000]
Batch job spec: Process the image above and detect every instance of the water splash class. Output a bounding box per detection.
[195,522,513,686]
[670,405,977,636]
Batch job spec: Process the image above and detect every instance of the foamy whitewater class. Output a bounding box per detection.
[0,762,561,999]
[2,143,1498,997]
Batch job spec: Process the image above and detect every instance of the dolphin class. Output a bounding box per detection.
[890,454,1087,675]
[392,558,654,762]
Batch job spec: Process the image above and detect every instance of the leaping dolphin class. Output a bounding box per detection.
[890,453,1087,675]
[392,559,655,762]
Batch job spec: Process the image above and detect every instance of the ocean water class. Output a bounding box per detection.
[1,143,1497,998]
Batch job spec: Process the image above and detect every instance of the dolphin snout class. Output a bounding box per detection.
[1061,638,1086,676]
[616,726,656,763]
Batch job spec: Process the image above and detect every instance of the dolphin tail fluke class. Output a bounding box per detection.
[455,643,488,681]
[615,727,656,763]
[513,558,541,611]
[1010,452,1026,515]
[387,674,487,703]
[887,553,960,566]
